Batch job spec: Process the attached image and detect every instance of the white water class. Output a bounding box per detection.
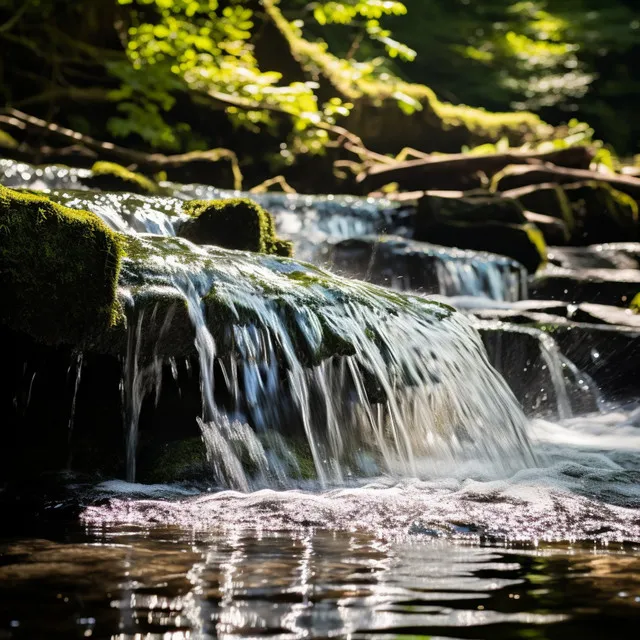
[85,411,640,543]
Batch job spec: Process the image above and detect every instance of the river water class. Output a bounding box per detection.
[1,160,639,638]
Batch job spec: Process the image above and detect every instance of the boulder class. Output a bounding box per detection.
[524,211,570,245]
[503,183,575,230]
[469,303,640,403]
[563,181,638,244]
[178,197,293,256]
[0,184,124,345]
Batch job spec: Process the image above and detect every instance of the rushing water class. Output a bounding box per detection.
[2,158,640,638]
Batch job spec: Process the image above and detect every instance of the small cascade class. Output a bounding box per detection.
[1,158,547,487]
[475,319,602,419]
[330,236,528,302]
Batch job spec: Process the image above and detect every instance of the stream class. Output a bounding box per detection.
[1,159,639,639]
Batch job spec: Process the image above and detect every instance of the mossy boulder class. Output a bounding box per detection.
[0,185,124,345]
[178,197,294,256]
[85,161,161,196]
[414,218,546,273]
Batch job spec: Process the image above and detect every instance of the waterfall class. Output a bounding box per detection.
[1,159,547,487]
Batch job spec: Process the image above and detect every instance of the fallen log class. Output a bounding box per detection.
[357,146,596,193]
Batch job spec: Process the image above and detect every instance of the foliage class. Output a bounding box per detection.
[382,0,640,153]
[112,0,417,157]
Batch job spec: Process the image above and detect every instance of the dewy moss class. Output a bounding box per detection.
[86,161,162,196]
[0,184,124,345]
[180,197,294,257]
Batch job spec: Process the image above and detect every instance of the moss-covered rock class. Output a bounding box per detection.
[179,197,293,256]
[0,185,124,345]
[412,191,545,271]
[85,161,161,195]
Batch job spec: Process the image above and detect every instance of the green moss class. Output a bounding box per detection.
[86,161,161,195]
[274,238,294,257]
[0,184,124,345]
[0,129,18,150]
[631,293,640,313]
[179,197,293,256]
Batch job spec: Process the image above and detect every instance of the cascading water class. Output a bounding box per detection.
[112,232,535,487]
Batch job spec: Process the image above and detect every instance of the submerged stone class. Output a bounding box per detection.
[85,161,162,196]
[0,185,124,345]
[178,197,294,256]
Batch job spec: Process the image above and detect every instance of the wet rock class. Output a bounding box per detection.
[504,181,638,244]
[477,321,597,417]
[329,235,526,301]
[530,266,640,306]
[0,184,124,345]
[84,161,163,196]
[178,197,293,256]
[548,243,640,270]
[467,302,640,403]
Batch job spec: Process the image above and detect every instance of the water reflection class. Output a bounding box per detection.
[1,527,639,639]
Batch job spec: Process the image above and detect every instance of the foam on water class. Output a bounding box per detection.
[83,411,640,543]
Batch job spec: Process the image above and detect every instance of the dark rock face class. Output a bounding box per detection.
[530,266,640,306]
[412,191,547,272]
[477,321,598,417]
[524,211,569,245]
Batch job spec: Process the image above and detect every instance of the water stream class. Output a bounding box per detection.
[2,158,640,639]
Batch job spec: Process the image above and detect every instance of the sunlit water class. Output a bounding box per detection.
[1,159,640,638]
